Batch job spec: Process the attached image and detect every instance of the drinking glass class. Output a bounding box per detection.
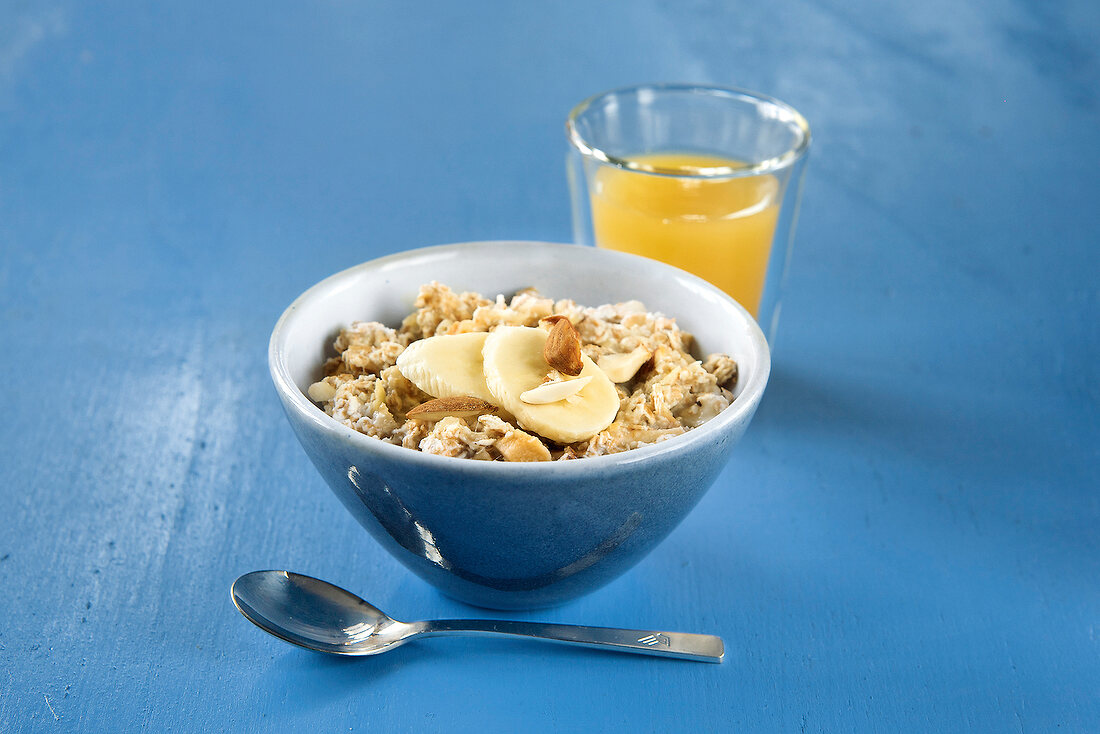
[567,84,810,342]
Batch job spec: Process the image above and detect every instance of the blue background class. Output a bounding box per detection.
[2,1,1098,731]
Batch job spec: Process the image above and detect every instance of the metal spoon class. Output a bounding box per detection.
[231,570,724,663]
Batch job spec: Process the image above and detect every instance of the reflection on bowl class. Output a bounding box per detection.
[269,241,769,609]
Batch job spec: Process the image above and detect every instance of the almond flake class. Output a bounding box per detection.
[520,375,592,404]
[597,346,653,383]
[541,315,583,376]
[406,396,497,422]
[307,380,338,402]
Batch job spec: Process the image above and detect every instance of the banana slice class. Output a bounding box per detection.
[482,326,619,444]
[396,332,497,405]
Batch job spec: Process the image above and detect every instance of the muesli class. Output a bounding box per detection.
[307,282,738,461]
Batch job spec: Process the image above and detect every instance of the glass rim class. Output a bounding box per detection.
[565,83,812,178]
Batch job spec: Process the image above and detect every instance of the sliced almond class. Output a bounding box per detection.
[597,346,653,383]
[307,380,338,402]
[520,375,592,404]
[541,315,583,376]
[406,396,497,422]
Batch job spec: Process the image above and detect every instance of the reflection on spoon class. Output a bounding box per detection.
[231,570,724,663]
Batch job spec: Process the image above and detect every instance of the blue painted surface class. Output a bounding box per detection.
[1,1,1097,731]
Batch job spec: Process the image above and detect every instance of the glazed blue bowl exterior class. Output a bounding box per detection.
[269,242,770,609]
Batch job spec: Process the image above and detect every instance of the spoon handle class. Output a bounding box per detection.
[415,619,724,662]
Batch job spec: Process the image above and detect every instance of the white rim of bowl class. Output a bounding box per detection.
[269,241,771,474]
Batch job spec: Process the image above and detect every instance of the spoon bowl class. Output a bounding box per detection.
[231,570,724,662]
[232,570,416,655]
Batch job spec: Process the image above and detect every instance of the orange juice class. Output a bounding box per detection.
[590,153,780,317]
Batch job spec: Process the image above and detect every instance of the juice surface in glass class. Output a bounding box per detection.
[590,153,780,317]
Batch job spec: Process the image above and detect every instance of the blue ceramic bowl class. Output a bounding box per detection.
[269,242,770,609]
